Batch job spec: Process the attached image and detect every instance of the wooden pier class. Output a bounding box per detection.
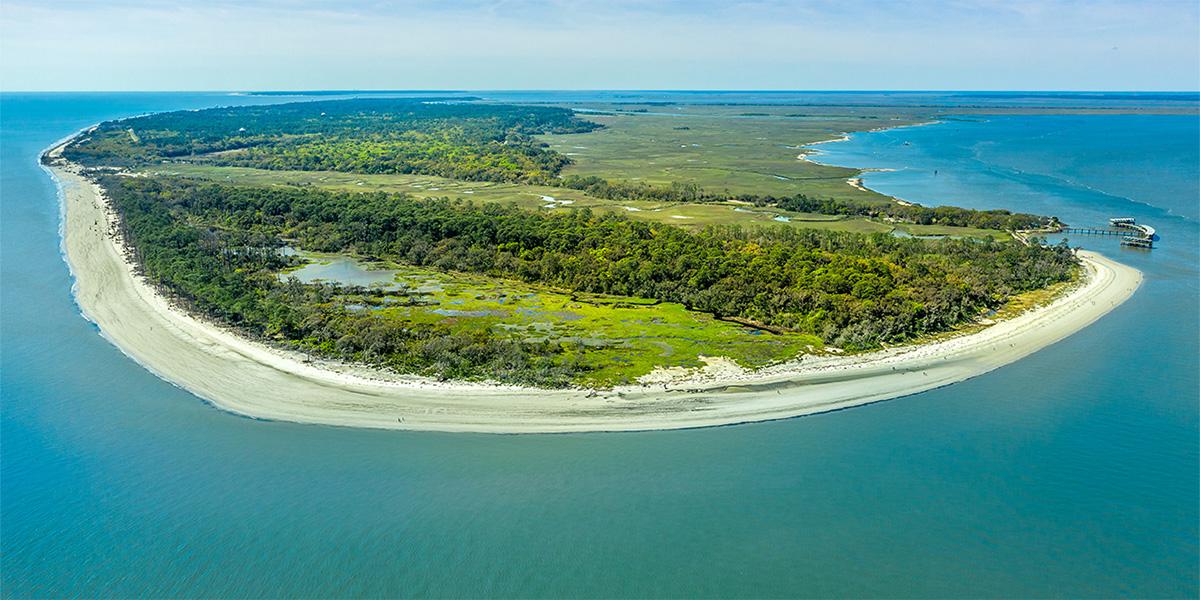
[1059,227,1130,236]
[1057,217,1157,249]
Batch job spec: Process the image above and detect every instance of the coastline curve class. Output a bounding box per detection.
[48,140,1144,434]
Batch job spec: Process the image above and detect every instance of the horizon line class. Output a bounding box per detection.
[4,89,1200,94]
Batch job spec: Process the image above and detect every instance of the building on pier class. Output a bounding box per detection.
[1121,236,1153,249]
[1057,217,1157,249]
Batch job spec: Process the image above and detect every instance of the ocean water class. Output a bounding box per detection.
[2,93,1197,598]
[246,89,1200,110]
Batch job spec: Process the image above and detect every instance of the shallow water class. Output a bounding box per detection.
[2,93,1197,597]
[283,251,405,289]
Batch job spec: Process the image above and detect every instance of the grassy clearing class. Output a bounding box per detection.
[140,164,901,233]
[144,164,1005,239]
[141,104,1006,240]
[286,250,822,387]
[539,106,921,201]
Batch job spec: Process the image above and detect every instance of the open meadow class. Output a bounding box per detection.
[141,103,1004,238]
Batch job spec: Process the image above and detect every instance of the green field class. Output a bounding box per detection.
[144,162,1009,238]
[142,103,1008,238]
[285,250,821,386]
[541,106,918,200]
[139,101,1009,241]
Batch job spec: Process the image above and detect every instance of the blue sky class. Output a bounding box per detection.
[2,0,1197,91]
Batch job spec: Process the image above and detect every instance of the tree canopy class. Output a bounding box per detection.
[103,176,1076,385]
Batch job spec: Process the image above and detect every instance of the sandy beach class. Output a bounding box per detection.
[48,143,1143,433]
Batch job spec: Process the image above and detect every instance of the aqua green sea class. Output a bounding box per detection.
[2,93,1197,598]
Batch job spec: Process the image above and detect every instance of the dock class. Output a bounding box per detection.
[1058,217,1157,249]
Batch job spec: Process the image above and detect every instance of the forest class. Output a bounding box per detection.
[100,176,1078,385]
[64,98,601,183]
[67,98,1058,230]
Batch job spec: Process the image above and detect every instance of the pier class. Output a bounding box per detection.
[1058,217,1157,249]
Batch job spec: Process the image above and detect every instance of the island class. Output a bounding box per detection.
[44,98,1142,432]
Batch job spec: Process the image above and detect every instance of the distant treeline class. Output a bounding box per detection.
[65,98,601,184]
[65,98,1060,230]
[560,175,1058,230]
[104,177,1076,386]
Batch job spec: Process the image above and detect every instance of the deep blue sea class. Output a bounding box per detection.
[2,93,1197,598]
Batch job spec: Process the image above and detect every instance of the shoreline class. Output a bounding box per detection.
[48,138,1143,434]
[799,121,939,199]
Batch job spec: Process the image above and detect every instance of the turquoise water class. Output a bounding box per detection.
[2,94,1197,598]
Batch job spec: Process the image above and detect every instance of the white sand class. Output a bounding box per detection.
[49,144,1143,434]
